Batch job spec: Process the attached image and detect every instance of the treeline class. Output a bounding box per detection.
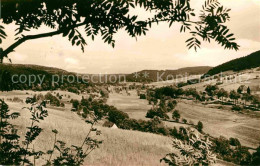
[0,64,90,91]
[126,66,212,82]
[204,50,260,77]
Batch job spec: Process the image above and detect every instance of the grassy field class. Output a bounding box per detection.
[107,90,260,149]
[2,87,258,166]
[1,91,174,166]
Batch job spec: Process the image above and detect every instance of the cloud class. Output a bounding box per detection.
[64,57,79,65]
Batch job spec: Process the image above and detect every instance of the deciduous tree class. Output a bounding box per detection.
[0,0,239,62]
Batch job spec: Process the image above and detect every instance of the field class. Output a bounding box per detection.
[107,89,260,149]
[1,91,173,166]
[1,90,240,166]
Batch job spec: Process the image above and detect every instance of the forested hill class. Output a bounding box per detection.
[126,66,212,82]
[204,50,260,76]
[0,64,88,91]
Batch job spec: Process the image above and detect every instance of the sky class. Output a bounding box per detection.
[2,0,260,74]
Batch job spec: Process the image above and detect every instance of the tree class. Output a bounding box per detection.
[71,99,80,111]
[229,90,240,105]
[205,85,219,97]
[251,145,260,165]
[216,88,228,103]
[197,121,203,132]
[247,86,251,95]
[0,0,239,62]
[242,93,252,106]
[108,109,129,125]
[172,110,180,122]
[146,107,169,120]
[237,85,245,94]
[0,70,13,91]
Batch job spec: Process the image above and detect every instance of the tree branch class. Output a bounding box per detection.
[1,22,86,59]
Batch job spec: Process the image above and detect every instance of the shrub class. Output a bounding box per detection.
[182,118,187,124]
[232,105,242,111]
[108,109,129,125]
[140,94,146,99]
[71,99,80,111]
[197,121,203,132]
[161,130,216,165]
[172,110,180,122]
[60,103,65,107]
[146,108,169,119]
[229,138,241,146]
[12,97,23,103]
[44,92,61,107]
[68,87,80,94]
[251,145,260,165]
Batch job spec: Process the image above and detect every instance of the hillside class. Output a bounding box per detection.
[0,64,88,91]
[126,66,212,82]
[204,50,260,77]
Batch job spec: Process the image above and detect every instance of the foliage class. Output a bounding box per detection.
[204,50,260,76]
[1,0,239,62]
[146,108,169,119]
[0,64,90,91]
[251,145,260,165]
[161,130,216,165]
[229,90,240,105]
[71,99,80,111]
[205,84,219,97]
[172,110,180,122]
[216,88,228,101]
[231,105,242,111]
[0,99,102,165]
[139,94,146,99]
[212,136,252,165]
[229,138,241,147]
[197,121,203,132]
[44,92,61,107]
[68,87,80,95]
[0,70,13,91]
[108,109,129,125]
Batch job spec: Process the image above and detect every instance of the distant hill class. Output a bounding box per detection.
[0,64,88,91]
[126,66,212,82]
[204,50,260,77]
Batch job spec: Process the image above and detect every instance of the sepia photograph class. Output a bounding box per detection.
[0,0,260,165]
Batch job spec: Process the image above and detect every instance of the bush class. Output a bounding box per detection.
[229,138,241,146]
[146,108,169,119]
[182,118,187,124]
[71,99,80,111]
[197,121,203,132]
[252,145,260,165]
[232,105,242,111]
[140,94,146,99]
[161,130,216,165]
[68,87,80,94]
[60,103,65,107]
[44,92,61,107]
[108,109,129,125]
[172,110,180,122]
